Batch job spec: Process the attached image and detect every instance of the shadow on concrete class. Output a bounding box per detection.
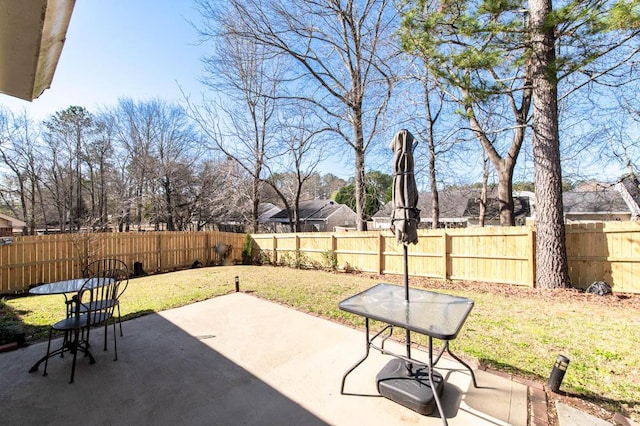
[0,310,327,425]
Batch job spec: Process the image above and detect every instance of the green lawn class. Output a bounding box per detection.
[2,265,639,421]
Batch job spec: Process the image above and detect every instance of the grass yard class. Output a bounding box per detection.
[2,265,639,422]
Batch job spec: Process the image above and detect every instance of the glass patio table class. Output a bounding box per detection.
[28,277,114,374]
[339,283,478,425]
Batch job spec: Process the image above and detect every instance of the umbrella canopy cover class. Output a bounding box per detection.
[390,129,420,245]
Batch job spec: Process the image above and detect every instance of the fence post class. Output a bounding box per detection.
[272,235,278,264]
[205,232,211,266]
[528,226,536,288]
[378,233,384,275]
[441,231,448,281]
[157,233,163,273]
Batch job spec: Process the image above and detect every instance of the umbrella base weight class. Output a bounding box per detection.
[376,358,444,416]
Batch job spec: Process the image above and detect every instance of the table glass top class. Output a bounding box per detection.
[29,277,113,295]
[338,283,474,340]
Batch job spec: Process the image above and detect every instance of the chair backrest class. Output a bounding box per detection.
[83,258,128,278]
[83,258,130,299]
[77,268,126,326]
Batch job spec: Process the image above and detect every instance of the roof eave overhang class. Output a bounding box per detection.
[0,0,75,101]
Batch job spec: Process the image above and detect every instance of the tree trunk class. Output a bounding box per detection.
[479,154,488,227]
[497,164,515,226]
[424,75,440,229]
[354,111,368,231]
[530,0,570,289]
[251,177,260,233]
[465,101,519,226]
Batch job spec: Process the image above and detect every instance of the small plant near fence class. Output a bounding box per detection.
[343,262,361,274]
[278,250,316,269]
[321,250,338,271]
[256,249,275,266]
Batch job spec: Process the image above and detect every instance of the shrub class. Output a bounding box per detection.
[321,250,338,271]
[241,233,254,265]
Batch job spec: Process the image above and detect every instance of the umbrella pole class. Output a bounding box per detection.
[404,244,412,370]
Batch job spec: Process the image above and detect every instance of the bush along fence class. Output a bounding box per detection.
[2,222,640,295]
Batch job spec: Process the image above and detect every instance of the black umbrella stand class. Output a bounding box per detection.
[376,130,444,417]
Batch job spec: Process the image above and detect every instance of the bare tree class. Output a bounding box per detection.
[44,106,95,231]
[0,109,44,234]
[265,106,328,232]
[195,0,396,231]
[111,98,199,231]
[84,114,116,231]
[190,9,283,232]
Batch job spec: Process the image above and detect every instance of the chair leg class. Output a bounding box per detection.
[112,318,118,361]
[43,328,54,377]
[117,304,123,336]
[103,319,109,351]
[85,322,92,350]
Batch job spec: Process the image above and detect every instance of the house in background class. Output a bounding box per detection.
[371,187,532,229]
[261,200,357,233]
[372,179,640,228]
[562,181,640,223]
[0,214,26,236]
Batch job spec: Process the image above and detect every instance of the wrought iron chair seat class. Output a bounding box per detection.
[53,311,114,331]
[83,258,129,336]
[43,271,122,383]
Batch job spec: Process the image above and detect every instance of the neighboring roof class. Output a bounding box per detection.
[258,203,281,222]
[374,185,634,221]
[266,200,352,223]
[373,188,473,219]
[463,196,531,220]
[563,189,630,214]
[0,213,26,228]
[373,187,530,221]
[0,0,75,100]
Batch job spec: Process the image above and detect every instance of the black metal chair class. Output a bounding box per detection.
[83,258,129,336]
[43,269,124,383]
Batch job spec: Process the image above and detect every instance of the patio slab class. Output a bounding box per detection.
[1,292,527,425]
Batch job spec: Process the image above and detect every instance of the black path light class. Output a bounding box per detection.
[548,354,570,393]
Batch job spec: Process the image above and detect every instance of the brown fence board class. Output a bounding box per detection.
[0,231,244,294]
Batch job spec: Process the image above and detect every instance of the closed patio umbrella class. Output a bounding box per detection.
[389,129,420,361]
[390,129,420,248]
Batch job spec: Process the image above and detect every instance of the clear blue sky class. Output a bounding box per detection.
[0,1,355,179]
[0,1,207,120]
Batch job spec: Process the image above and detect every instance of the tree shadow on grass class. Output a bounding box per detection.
[0,297,159,346]
[0,298,29,347]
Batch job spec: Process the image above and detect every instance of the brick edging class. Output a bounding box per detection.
[478,365,549,426]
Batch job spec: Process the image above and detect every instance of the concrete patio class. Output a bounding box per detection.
[1,292,528,425]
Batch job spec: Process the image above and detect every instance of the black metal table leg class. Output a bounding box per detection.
[341,318,371,394]
[428,337,448,426]
[445,343,478,388]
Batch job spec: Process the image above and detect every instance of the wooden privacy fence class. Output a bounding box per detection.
[252,222,640,294]
[252,227,536,287]
[3,222,640,295]
[565,221,640,294]
[0,231,245,294]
